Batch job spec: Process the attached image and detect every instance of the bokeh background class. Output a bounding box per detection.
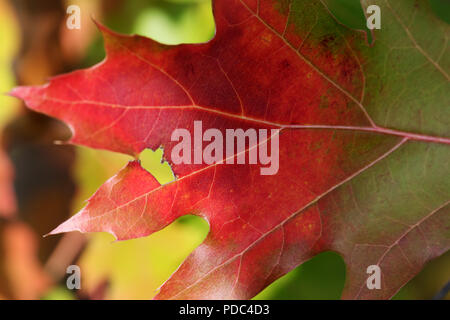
[0,0,448,300]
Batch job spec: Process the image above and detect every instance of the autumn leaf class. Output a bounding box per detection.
[11,0,450,299]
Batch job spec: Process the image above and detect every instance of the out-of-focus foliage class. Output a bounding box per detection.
[0,0,18,220]
[81,0,215,67]
[429,0,450,24]
[133,0,215,44]
[0,0,20,127]
[255,252,346,300]
[105,0,215,44]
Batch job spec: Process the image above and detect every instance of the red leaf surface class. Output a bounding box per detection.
[11,0,450,299]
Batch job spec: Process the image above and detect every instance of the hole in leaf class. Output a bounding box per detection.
[139,148,175,185]
[174,214,210,237]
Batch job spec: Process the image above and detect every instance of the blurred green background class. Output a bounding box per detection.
[0,0,448,300]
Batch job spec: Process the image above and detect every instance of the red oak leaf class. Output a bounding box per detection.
[11,0,450,299]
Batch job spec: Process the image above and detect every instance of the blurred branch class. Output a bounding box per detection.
[44,232,87,282]
[0,0,78,299]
